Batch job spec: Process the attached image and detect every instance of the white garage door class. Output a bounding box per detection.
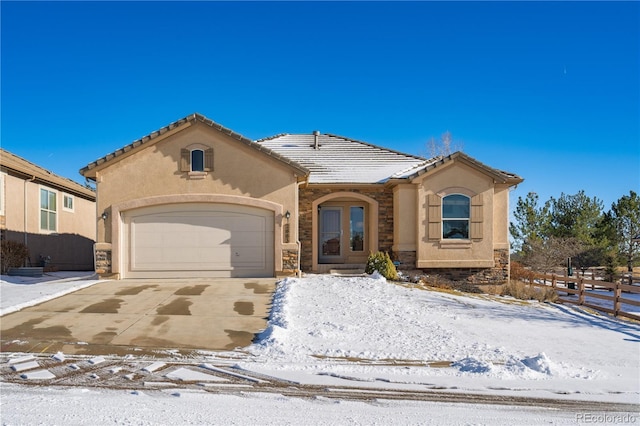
[123,204,274,278]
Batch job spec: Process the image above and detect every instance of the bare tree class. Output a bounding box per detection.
[426,131,463,158]
[523,236,583,273]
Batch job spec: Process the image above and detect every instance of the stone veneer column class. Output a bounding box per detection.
[298,187,395,272]
[94,243,112,276]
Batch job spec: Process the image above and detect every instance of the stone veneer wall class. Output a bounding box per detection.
[394,251,417,270]
[282,249,299,273]
[298,187,394,272]
[95,248,112,275]
[414,249,510,284]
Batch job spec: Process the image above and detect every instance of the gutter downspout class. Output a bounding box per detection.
[24,175,36,266]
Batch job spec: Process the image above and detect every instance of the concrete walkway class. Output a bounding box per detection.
[0,278,276,356]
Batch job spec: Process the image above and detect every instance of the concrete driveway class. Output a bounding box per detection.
[0,278,276,356]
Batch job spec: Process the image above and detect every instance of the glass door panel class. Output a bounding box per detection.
[350,206,365,252]
[319,207,342,262]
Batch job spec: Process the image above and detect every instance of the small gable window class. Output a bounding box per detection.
[191,149,204,172]
[442,194,469,239]
[181,146,214,177]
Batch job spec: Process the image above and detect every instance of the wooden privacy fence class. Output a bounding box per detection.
[522,272,640,322]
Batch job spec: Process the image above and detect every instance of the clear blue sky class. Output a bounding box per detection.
[2,1,638,214]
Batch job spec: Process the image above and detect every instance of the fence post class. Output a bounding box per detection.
[551,274,556,289]
[578,277,585,305]
[614,283,622,317]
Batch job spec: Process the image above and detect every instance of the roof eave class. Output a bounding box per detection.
[81,113,310,178]
[409,152,523,186]
[1,149,96,200]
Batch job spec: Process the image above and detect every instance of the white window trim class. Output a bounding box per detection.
[39,185,58,234]
[63,193,75,212]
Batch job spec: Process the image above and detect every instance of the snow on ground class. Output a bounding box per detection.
[1,272,639,425]
[2,382,588,426]
[240,274,640,404]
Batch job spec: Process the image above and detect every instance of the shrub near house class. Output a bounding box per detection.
[365,252,399,281]
[1,240,29,274]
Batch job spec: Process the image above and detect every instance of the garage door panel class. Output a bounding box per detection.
[125,204,274,278]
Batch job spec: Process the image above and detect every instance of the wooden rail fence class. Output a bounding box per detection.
[521,272,640,322]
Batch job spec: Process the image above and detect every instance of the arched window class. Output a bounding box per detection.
[191,149,204,172]
[442,194,470,239]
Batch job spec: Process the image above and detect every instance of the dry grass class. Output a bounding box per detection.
[484,280,558,303]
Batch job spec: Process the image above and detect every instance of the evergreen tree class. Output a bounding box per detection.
[545,190,604,245]
[509,192,550,255]
[610,191,640,272]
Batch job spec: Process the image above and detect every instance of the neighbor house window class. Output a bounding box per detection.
[40,188,57,232]
[442,194,469,239]
[350,206,364,251]
[63,194,74,212]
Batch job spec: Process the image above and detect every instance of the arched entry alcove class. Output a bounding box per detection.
[311,192,379,272]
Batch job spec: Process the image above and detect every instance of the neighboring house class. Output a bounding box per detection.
[0,149,96,271]
[80,113,523,283]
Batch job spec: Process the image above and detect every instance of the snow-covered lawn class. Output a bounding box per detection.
[1,272,638,424]
[241,274,639,402]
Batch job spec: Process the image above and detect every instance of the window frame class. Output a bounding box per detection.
[349,205,365,252]
[181,145,214,179]
[63,193,74,212]
[442,194,470,240]
[190,149,205,172]
[39,186,57,233]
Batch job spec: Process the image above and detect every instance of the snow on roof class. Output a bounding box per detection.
[256,133,428,184]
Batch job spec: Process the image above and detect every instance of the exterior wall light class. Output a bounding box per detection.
[101,212,109,220]
[284,210,291,220]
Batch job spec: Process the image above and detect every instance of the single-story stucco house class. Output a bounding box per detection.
[80,113,522,283]
[1,148,96,271]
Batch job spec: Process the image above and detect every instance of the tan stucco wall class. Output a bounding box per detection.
[493,183,511,249]
[92,121,300,275]
[4,174,25,232]
[413,161,504,268]
[392,183,417,252]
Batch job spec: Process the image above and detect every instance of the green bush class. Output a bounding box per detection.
[365,251,399,281]
[1,240,30,274]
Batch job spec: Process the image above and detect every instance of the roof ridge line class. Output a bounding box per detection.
[255,133,289,143]
[324,133,427,161]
